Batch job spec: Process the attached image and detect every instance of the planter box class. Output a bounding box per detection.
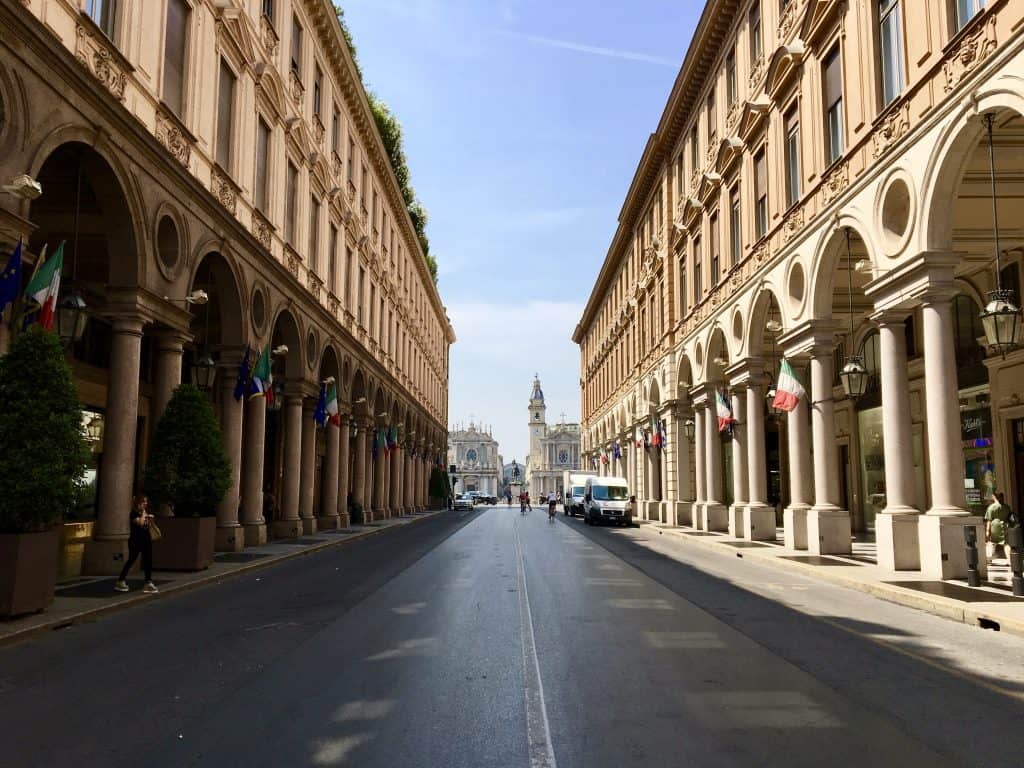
[152,517,216,571]
[59,521,94,581]
[0,528,60,618]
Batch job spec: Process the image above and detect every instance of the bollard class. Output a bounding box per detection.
[1008,525,1023,597]
[964,525,982,588]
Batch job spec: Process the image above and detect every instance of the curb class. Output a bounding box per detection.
[0,511,445,649]
[653,525,1024,639]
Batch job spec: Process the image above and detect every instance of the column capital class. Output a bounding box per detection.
[780,320,842,359]
[864,250,962,312]
[726,358,766,387]
[104,313,148,337]
[870,308,912,326]
[152,327,193,351]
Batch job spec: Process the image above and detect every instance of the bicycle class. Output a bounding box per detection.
[548,501,556,521]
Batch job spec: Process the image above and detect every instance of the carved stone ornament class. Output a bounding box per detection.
[752,239,771,266]
[778,0,802,41]
[75,25,127,101]
[308,273,322,300]
[155,110,191,168]
[748,55,766,91]
[253,214,272,250]
[726,101,742,135]
[329,295,340,316]
[289,69,305,107]
[211,168,237,215]
[872,102,911,159]
[260,14,279,58]
[782,207,805,243]
[313,115,325,146]
[285,246,300,277]
[821,161,849,204]
[943,17,998,93]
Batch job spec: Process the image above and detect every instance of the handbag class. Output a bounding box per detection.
[149,520,163,542]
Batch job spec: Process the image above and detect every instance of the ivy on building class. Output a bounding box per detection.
[335,5,438,284]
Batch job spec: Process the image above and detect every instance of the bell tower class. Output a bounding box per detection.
[528,374,547,460]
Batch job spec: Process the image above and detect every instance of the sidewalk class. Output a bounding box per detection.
[635,520,1024,637]
[0,511,443,648]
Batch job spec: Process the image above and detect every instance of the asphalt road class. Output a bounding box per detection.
[2,506,1023,767]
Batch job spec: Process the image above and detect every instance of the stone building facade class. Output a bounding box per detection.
[524,376,581,495]
[0,0,454,576]
[448,423,501,496]
[575,0,1024,580]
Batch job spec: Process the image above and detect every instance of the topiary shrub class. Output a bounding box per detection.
[144,384,231,517]
[0,326,88,533]
[349,501,364,526]
[428,467,450,504]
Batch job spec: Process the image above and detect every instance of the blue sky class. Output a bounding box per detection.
[343,0,700,464]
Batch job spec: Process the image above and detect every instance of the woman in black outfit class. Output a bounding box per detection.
[114,494,158,594]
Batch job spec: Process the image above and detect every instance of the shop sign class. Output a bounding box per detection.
[960,408,992,442]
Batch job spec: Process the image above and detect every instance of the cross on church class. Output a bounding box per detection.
[560,412,566,423]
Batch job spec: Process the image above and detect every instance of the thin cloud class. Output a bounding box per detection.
[507,32,678,68]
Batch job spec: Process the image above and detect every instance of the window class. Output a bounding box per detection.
[707,89,717,145]
[726,48,737,107]
[369,284,376,335]
[358,267,365,324]
[290,14,302,77]
[675,154,684,197]
[347,138,355,183]
[313,65,322,117]
[309,195,320,269]
[285,161,298,245]
[216,59,235,170]
[754,148,768,238]
[361,164,368,208]
[784,105,801,207]
[86,0,117,38]
[255,118,270,213]
[329,224,338,293]
[162,0,189,117]
[678,258,687,317]
[262,0,274,20]
[749,2,763,62]
[332,103,340,154]
[694,237,703,300]
[878,0,905,106]
[729,186,741,265]
[710,212,720,287]
[955,0,985,32]
[823,46,845,164]
[690,124,699,170]
[344,246,353,306]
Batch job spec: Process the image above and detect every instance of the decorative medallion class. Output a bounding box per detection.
[313,115,325,146]
[253,214,272,250]
[752,239,770,266]
[308,273,322,301]
[943,17,998,93]
[821,161,849,204]
[211,168,237,215]
[289,69,304,107]
[155,110,191,167]
[726,101,742,135]
[872,102,911,159]
[260,14,279,58]
[781,207,805,244]
[748,56,766,91]
[75,26,127,101]
[285,245,300,277]
[778,0,802,40]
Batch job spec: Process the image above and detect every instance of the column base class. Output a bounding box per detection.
[660,501,676,526]
[728,504,746,538]
[691,502,703,529]
[243,523,267,547]
[301,518,318,535]
[702,503,728,532]
[784,505,809,550]
[271,519,302,539]
[82,538,129,576]
[338,512,351,528]
[215,525,244,552]
[316,515,340,531]
[807,507,852,555]
[673,501,693,527]
[373,508,387,521]
[642,500,660,522]
[918,514,987,580]
[876,511,921,571]
[744,504,776,541]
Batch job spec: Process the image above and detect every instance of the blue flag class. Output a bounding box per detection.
[313,384,327,426]
[232,346,251,402]
[613,440,621,460]
[0,239,22,316]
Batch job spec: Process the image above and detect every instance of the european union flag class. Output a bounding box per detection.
[232,346,251,402]
[0,239,22,315]
[313,384,327,427]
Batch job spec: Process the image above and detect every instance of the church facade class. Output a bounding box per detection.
[448,423,501,496]
[524,377,582,496]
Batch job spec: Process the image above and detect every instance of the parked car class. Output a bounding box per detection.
[583,476,632,526]
[453,493,475,511]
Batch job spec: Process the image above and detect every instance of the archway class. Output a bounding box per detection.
[748,287,787,513]
[263,309,303,517]
[314,345,342,522]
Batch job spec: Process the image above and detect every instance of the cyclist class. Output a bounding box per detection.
[519,490,529,514]
[547,491,557,521]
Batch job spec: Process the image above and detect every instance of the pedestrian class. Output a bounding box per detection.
[263,483,276,525]
[114,493,158,594]
[625,495,636,525]
[985,491,1013,562]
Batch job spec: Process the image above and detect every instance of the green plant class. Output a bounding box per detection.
[349,501,364,525]
[0,326,88,533]
[429,467,450,501]
[144,384,231,517]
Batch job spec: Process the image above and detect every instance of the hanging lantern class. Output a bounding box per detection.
[57,288,89,346]
[269,379,285,412]
[839,354,869,399]
[191,350,217,391]
[683,418,696,441]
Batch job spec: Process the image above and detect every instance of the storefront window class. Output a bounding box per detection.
[70,408,104,521]
[961,387,994,515]
[722,436,734,506]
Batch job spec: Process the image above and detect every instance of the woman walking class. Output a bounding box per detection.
[114,493,158,594]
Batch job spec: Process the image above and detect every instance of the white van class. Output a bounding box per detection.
[563,471,597,516]
[583,476,632,526]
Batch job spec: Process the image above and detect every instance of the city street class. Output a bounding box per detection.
[2,507,1024,767]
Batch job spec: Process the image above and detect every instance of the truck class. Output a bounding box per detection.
[562,470,598,516]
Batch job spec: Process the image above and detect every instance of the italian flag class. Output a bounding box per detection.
[26,242,63,331]
[249,345,274,407]
[326,384,340,426]
[716,390,734,432]
[772,359,806,412]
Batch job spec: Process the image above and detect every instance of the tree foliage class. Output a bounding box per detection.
[144,384,231,518]
[0,327,88,533]
[334,5,438,284]
[429,467,451,502]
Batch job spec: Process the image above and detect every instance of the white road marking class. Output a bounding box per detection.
[513,518,558,768]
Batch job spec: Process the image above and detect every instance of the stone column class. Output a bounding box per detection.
[372,430,387,518]
[240,394,268,546]
[274,394,303,538]
[152,329,188,426]
[672,409,693,526]
[746,378,775,541]
[875,312,921,570]
[404,451,414,512]
[692,406,706,527]
[84,316,145,574]
[381,439,393,518]
[318,420,341,530]
[784,360,812,550]
[393,446,405,515]
[808,348,851,554]
[215,366,244,551]
[919,294,983,579]
[299,401,317,534]
[704,397,727,531]
[728,389,748,537]
[351,423,367,521]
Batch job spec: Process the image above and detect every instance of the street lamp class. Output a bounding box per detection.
[57,288,89,345]
[191,350,217,391]
[683,418,696,441]
[839,228,869,400]
[269,379,284,411]
[979,113,1021,358]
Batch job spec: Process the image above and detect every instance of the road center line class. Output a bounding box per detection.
[513,517,558,768]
